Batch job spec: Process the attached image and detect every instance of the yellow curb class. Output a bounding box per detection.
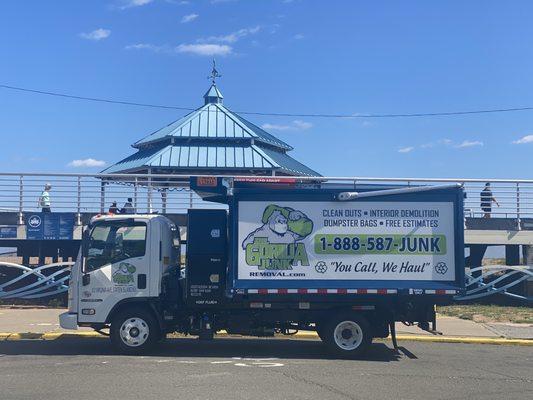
[6,333,44,340]
[0,331,531,346]
[41,332,64,340]
[290,331,533,346]
[0,331,104,341]
[392,335,533,346]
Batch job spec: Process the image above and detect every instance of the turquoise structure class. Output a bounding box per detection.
[103,82,319,177]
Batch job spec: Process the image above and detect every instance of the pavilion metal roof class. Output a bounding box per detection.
[133,102,293,151]
[104,82,319,177]
[102,143,319,176]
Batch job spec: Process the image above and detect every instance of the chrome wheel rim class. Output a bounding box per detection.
[119,317,149,347]
[333,320,363,351]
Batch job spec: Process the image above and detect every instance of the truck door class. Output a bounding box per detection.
[78,220,151,324]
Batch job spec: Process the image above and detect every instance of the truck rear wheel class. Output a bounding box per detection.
[110,308,159,354]
[323,313,371,358]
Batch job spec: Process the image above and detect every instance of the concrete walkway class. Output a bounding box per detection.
[1,307,532,340]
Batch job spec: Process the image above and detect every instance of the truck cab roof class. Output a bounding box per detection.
[90,213,171,224]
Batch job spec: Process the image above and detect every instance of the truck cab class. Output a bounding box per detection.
[60,214,180,345]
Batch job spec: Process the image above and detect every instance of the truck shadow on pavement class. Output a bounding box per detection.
[0,337,408,362]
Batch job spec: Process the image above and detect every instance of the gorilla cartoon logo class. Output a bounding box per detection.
[241,204,313,249]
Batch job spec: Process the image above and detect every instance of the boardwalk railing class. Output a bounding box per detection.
[0,173,531,225]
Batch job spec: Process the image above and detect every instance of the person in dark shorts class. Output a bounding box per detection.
[480,183,499,218]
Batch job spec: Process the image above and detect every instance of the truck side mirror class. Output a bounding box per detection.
[81,228,90,258]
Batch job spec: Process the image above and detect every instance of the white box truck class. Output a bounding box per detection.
[60,177,465,357]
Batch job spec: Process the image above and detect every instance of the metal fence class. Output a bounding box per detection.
[0,172,532,225]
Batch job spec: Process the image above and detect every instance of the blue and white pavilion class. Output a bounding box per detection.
[103,70,319,177]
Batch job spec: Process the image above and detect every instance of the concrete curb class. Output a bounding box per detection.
[0,331,531,346]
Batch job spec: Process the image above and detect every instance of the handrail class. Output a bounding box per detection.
[0,172,530,221]
[0,171,531,183]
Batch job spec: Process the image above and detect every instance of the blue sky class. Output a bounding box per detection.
[1,0,533,178]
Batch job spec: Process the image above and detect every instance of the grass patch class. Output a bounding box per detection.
[438,304,533,324]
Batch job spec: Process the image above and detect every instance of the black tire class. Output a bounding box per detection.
[322,313,372,358]
[110,308,160,355]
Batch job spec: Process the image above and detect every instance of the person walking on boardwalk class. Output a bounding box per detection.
[480,182,499,218]
[39,183,52,212]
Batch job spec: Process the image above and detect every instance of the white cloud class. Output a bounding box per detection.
[176,43,232,56]
[398,146,414,153]
[261,123,291,131]
[456,140,483,148]
[201,26,260,43]
[261,120,313,131]
[292,120,313,130]
[68,158,106,168]
[512,134,533,144]
[126,42,231,56]
[401,138,482,153]
[181,13,198,23]
[80,28,111,41]
[293,33,305,40]
[119,0,153,9]
[125,43,165,52]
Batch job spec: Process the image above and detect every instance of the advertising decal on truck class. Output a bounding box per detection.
[238,201,455,281]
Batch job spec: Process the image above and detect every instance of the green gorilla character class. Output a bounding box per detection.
[112,262,136,285]
[242,204,313,249]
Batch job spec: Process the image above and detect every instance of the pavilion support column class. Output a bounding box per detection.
[161,189,167,215]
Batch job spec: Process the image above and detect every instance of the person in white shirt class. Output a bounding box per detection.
[39,183,52,212]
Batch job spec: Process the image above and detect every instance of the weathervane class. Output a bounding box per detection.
[208,59,222,84]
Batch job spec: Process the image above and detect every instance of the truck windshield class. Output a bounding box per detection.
[85,221,147,272]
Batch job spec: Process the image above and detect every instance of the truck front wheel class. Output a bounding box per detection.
[323,313,371,358]
[110,308,159,354]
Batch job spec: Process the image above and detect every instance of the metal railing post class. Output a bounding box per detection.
[100,181,105,213]
[147,169,153,213]
[18,175,23,225]
[134,177,138,213]
[516,182,521,230]
[76,176,81,225]
[189,190,193,210]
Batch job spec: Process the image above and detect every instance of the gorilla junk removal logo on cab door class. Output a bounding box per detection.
[242,204,313,270]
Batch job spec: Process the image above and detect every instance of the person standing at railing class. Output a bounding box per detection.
[480,182,499,218]
[109,201,119,214]
[120,198,135,214]
[38,183,52,212]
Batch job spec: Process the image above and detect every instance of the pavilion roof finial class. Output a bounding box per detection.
[208,59,222,85]
[204,59,224,104]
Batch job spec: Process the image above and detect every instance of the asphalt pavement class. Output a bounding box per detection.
[0,336,531,400]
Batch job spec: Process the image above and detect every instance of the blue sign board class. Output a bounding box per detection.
[0,226,17,239]
[25,213,74,240]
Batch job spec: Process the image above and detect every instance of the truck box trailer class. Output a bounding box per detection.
[60,177,465,357]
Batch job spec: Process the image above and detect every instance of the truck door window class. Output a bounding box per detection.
[171,225,182,266]
[85,222,147,272]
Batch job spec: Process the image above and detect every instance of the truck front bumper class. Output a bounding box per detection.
[59,312,78,330]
